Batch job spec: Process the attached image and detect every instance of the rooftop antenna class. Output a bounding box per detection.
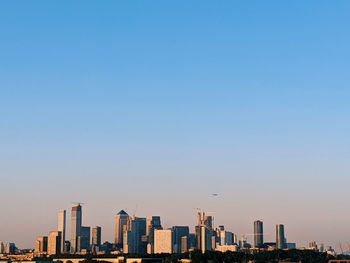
[133,204,138,217]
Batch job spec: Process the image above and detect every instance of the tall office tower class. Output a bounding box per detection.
[254,220,264,248]
[181,236,188,253]
[146,216,162,236]
[195,226,201,250]
[172,226,189,253]
[196,211,213,252]
[225,231,234,245]
[34,236,48,253]
[154,229,172,254]
[123,231,130,253]
[114,210,130,247]
[215,228,236,248]
[146,216,162,253]
[276,224,286,249]
[78,226,91,251]
[5,243,16,254]
[124,217,147,254]
[48,231,61,255]
[211,233,216,250]
[215,228,228,246]
[197,211,213,230]
[92,226,102,247]
[71,204,82,253]
[189,233,196,249]
[233,234,238,244]
[0,242,4,254]
[197,211,205,226]
[239,236,248,249]
[58,210,66,253]
[199,226,213,252]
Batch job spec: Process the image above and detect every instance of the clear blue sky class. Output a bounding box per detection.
[1,1,350,249]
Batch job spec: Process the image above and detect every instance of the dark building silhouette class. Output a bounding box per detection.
[254,220,264,248]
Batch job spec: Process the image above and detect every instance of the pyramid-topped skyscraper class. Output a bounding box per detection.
[114,210,130,247]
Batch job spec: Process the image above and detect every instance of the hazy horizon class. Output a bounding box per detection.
[1,1,350,250]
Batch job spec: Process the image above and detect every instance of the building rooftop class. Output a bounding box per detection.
[117,210,128,215]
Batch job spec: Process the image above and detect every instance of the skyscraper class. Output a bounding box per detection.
[276,224,286,249]
[226,231,234,245]
[196,211,213,252]
[78,226,91,251]
[215,226,225,246]
[34,236,48,253]
[146,216,162,253]
[181,236,189,253]
[92,226,102,247]
[124,217,147,254]
[48,231,61,255]
[71,204,82,253]
[58,210,66,253]
[114,210,129,247]
[189,233,196,250]
[0,242,4,254]
[254,220,264,248]
[199,226,212,252]
[146,216,162,236]
[172,226,189,253]
[5,243,16,254]
[197,211,213,230]
[154,229,172,254]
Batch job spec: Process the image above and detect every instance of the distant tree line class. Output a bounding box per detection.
[33,249,350,263]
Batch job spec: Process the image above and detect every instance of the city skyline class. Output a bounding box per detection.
[1,0,350,253]
[0,203,334,251]
[2,204,299,253]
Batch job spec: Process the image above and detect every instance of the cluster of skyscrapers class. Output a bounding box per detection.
[29,204,294,256]
[34,204,102,255]
[0,242,16,254]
